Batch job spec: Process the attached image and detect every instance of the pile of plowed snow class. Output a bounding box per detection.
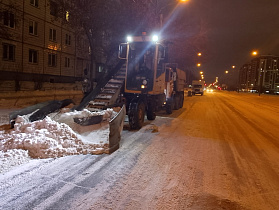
[0,108,120,173]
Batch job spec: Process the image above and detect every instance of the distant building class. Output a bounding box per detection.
[239,55,279,94]
[239,64,248,91]
[0,0,91,92]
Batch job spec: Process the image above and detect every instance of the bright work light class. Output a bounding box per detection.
[152,35,159,42]
[127,36,133,42]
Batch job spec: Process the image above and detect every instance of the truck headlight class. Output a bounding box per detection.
[152,35,159,42]
[127,36,133,42]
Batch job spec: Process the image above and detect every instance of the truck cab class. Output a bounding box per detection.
[192,80,205,96]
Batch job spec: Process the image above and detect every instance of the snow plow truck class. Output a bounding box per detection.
[9,33,186,154]
[118,33,186,129]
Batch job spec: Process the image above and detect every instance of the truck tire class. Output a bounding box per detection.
[147,103,156,120]
[179,93,184,108]
[129,101,145,130]
[174,95,179,110]
[166,98,173,114]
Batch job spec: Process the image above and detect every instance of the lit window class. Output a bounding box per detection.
[3,43,15,61]
[49,28,57,41]
[48,53,57,67]
[3,11,15,28]
[29,49,38,63]
[29,20,38,35]
[66,11,69,21]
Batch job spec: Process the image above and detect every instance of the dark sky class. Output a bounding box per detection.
[185,0,279,84]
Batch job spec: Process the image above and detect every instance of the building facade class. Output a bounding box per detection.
[0,0,91,92]
[239,64,248,91]
[239,55,279,94]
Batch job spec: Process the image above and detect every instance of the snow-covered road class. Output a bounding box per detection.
[1,91,279,210]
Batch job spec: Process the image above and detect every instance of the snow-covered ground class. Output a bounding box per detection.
[0,105,120,174]
[0,91,279,210]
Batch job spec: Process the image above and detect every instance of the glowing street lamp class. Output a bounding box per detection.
[252,51,258,56]
[232,65,236,69]
[200,71,203,74]
[197,52,202,56]
[225,70,229,74]
[197,63,201,67]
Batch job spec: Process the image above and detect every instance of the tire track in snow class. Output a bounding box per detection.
[214,93,279,209]
[37,131,155,210]
[219,96,279,149]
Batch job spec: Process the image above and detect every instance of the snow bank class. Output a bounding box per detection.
[0,108,120,172]
[0,149,31,174]
[0,116,106,159]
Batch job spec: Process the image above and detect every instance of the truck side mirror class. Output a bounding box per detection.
[118,43,127,59]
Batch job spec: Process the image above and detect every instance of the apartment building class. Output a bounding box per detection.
[239,55,279,94]
[239,64,248,91]
[0,0,91,92]
[258,56,279,93]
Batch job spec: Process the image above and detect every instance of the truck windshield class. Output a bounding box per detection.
[126,42,155,91]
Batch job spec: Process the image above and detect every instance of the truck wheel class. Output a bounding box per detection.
[166,98,173,114]
[179,94,184,108]
[147,103,156,120]
[174,95,179,110]
[129,101,145,130]
[201,92,203,96]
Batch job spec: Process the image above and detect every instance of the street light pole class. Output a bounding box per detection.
[160,13,163,28]
[251,50,260,95]
[259,73,262,96]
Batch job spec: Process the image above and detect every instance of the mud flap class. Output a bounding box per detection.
[107,105,126,153]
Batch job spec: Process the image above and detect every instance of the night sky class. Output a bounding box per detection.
[185,0,279,84]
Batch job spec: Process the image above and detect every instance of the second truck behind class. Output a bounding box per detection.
[192,80,205,96]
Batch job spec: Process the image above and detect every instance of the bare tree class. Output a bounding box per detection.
[55,0,155,73]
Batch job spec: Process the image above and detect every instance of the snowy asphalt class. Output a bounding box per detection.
[1,91,279,209]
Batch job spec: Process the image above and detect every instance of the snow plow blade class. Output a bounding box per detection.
[9,102,126,155]
[108,105,126,153]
